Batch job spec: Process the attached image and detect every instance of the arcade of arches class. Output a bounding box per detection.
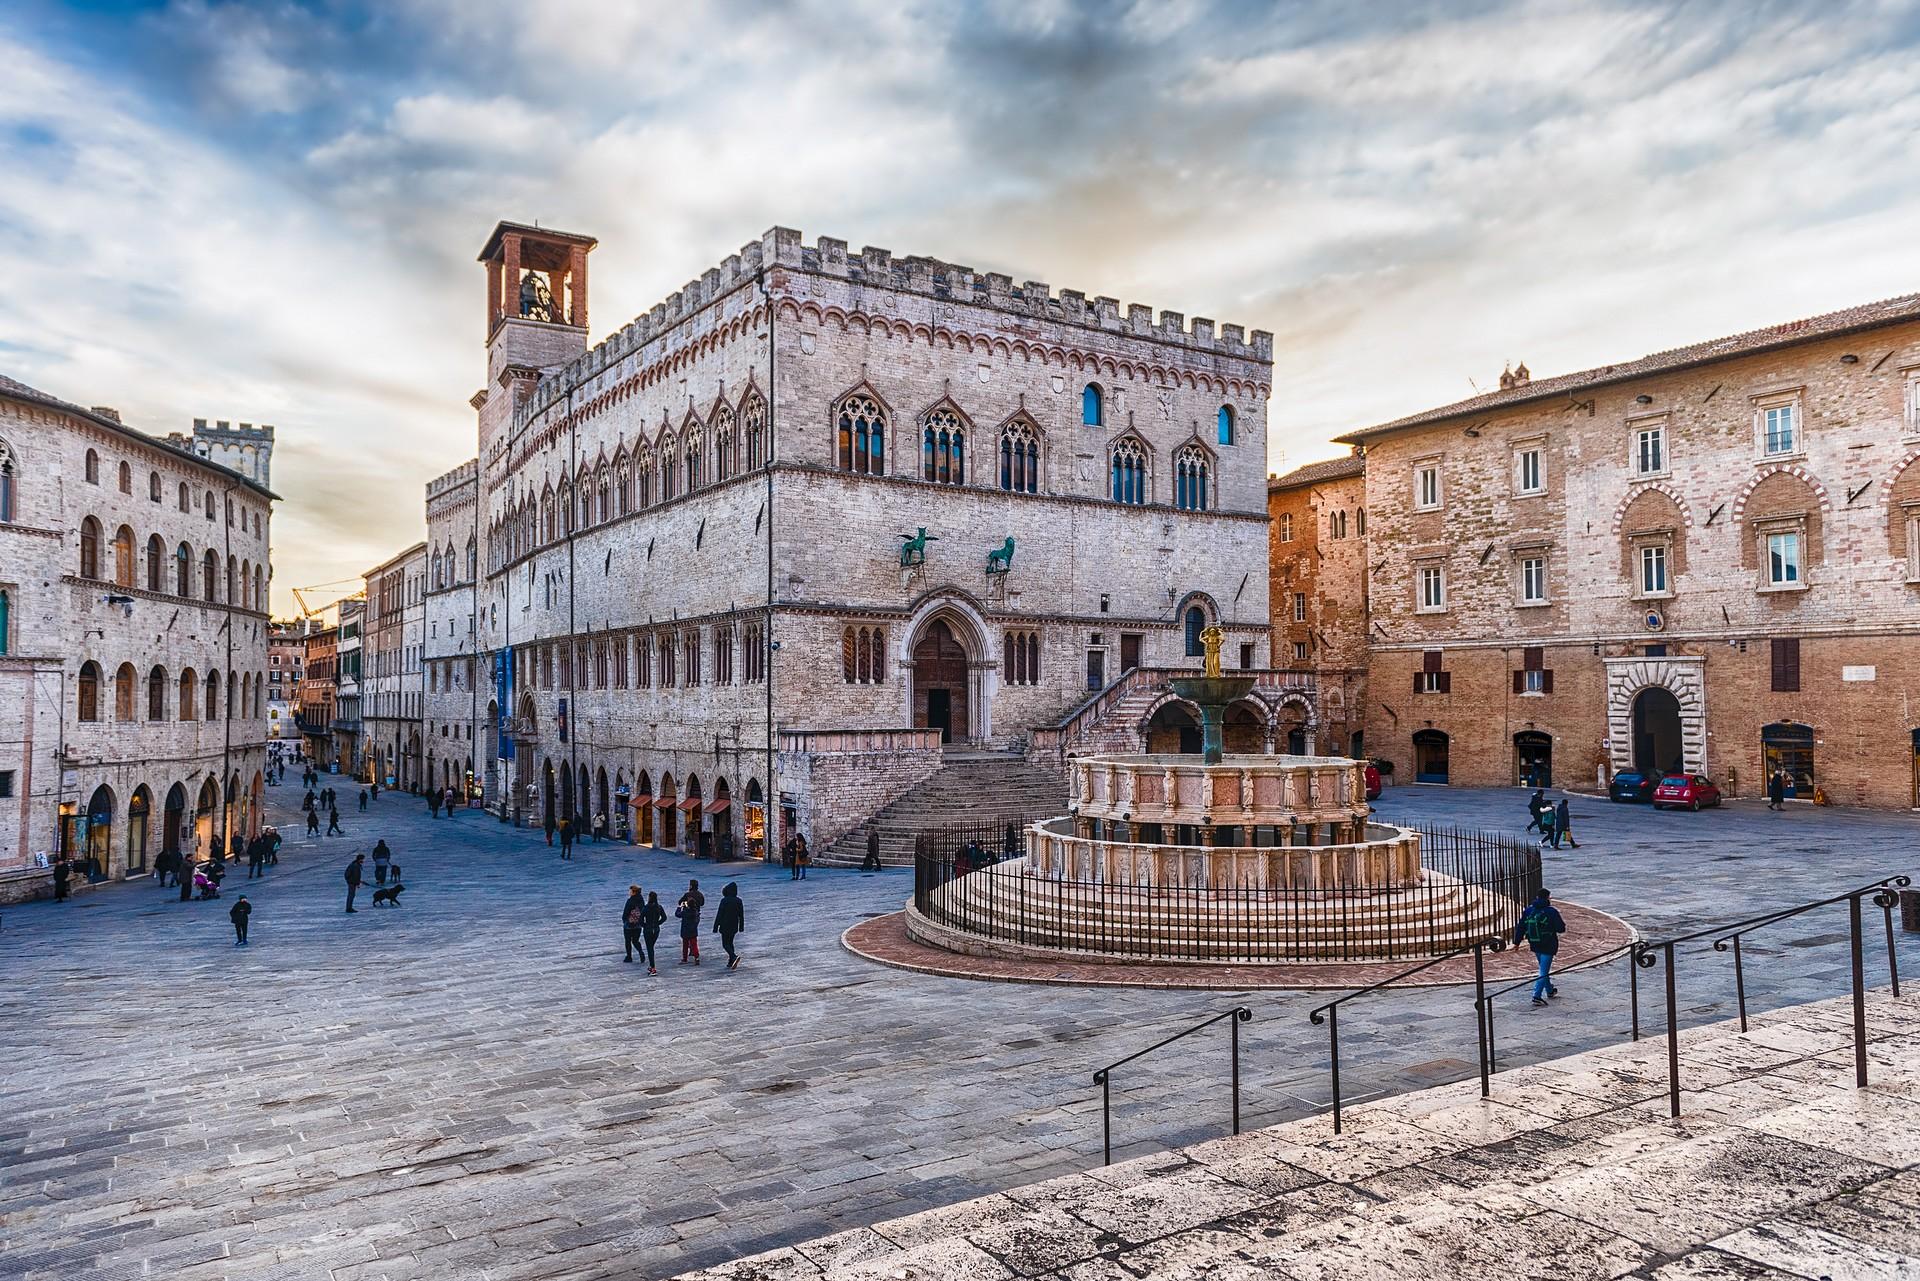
[60,769,265,879]
[507,751,767,863]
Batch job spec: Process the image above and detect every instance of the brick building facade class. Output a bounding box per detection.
[0,375,275,901]
[1326,293,1920,808]
[362,544,425,789]
[432,221,1274,855]
[1267,455,1369,758]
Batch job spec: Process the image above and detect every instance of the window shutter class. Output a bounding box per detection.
[1414,672,1424,695]
[1523,646,1544,671]
[1512,670,1525,695]
[1423,649,1443,674]
[1542,670,1555,693]
[1771,638,1801,692]
[1437,672,1452,694]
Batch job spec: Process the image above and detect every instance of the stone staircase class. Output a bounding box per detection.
[814,749,1069,868]
[676,987,1920,1280]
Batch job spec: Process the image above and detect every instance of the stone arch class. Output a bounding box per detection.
[903,594,992,744]
[1616,485,1691,581]
[1732,462,1832,522]
[1609,481,1694,533]
[1605,655,1707,777]
[1270,691,1316,754]
[1735,467,1827,571]
[1141,694,1204,754]
[1886,453,1920,567]
[1223,697,1267,755]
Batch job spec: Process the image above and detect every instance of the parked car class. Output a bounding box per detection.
[1609,771,1655,803]
[1363,762,1382,801]
[1653,774,1722,810]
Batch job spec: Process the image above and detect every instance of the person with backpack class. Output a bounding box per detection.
[1515,888,1567,1006]
[306,808,320,838]
[1536,804,1557,851]
[371,839,392,885]
[622,885,646,963]
[1525,788,1548,834]
[713,882,745,969]
[559,817,575,860]
[676,880,705,964]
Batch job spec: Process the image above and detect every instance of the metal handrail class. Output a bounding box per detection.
[1478,941,1642,1073]
[1307,932,1507,1133]
[1634,873,1911,1118]
[1709,877,1908,1033]
[1091,1006,1252,1165]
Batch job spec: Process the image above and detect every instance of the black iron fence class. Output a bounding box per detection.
[913,820,1541,964]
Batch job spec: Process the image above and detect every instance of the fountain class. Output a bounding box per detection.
[1166,624,1256,764]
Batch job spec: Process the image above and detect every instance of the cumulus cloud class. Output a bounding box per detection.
[2,0,1920,611]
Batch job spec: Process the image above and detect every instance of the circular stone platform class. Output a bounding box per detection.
[841,900,1634,991]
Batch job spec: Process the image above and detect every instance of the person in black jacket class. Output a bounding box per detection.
[640,892,667,974]
[344,854,365,913]
[1515,888,1567,1006]
[622,885,645,963]
[713,882,745,969]
[676,880,705,964]
[230,895,251,946]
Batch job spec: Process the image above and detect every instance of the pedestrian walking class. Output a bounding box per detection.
[714,882,745,969]
[179,859,195,902]
[622,885,645,963]
[370,782,380,801]
[544,813,556,848]
[52,857,71,902]
[676,880,705,964]
[559,818,574,860]
[358,788,368,812]
[1525,788,1548,834]
[795,835,811,880]
[326,807,344,837]
[640,892,666,974]
[372,839,392,885]
[306,809,320,838]
[1768,770,1786,811]
[156,847,178,888]
[1515,888,1567,1005]
[783,835,799,880]
[230,895,251,946]
[1555,797,1580,849]
[862,827,881,872]
[344,854,365,913]
[246,836,263,879]
[428,792,441,820]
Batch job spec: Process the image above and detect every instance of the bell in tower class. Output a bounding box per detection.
[478,221,598,338]
[519,271,555,322]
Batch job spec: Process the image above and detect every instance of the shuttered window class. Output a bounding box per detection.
[1771,638,1801,692]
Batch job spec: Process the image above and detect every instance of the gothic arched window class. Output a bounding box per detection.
[842,625,887,683]
[596,464,610,522]
[115,663,136,720]
[0,438,16,522]
[1185,605,1208,656]
[178,481,190,512]
[836,392,886,475]
[147,664,166,720]
[175,543,190,595]
[79,516,102,578]
[146,534,164,592]
[1110,438,1147,505]
[85,449,100,484]
[742,390,767,469]
[1217,405,1235,446]
[203,549,219,601]
[712,403,735,482]
[113,524,135,587]
[683,424,703,494]
[922,406,965,485]
[118,460,131,494]
[999,418,1040,494]
[1175,445,1210,512]
[178,668,197,721]
[1082,383,1103,426]
[78,660,101,722]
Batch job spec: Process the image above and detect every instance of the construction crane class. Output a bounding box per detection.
[291,579,365,620]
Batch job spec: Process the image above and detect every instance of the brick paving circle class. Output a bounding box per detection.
[841,900,1634,990]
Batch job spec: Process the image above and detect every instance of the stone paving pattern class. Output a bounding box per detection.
[1,783,1917,1278]
[679,988,1920,1279]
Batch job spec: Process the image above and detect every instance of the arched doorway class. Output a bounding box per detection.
[655,773,677,849]
[247,771,264,838]
[85,785,114,874]
[559,766,574,825]
[911,619,972,744]
[194,777,219,856]
[596,767,609,838]
[542,759,556,829]
[1514,731,1553,787]
[711,778,733,860]
[744,778,766,861]
[1276,700,1310,754]
[635,770,654,845]
[1762,722,1815,800]
[127,785,151,873]
[685,774,705,857]
[163,782,186,859]
[1145,700,1201,754]
[1413,730,1450,784]
[1224,701,1265,754]
[1632,687,1683,777]
[577,765,590,831]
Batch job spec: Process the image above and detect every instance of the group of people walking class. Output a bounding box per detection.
[621,879,745,972]
[1524,790,1581,849]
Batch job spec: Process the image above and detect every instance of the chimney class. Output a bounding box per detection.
[91,406,121,423]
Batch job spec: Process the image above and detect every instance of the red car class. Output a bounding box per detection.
[1364,762,1382,801]
[1653,774,1722,811]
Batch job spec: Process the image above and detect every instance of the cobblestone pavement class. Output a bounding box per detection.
[2,781,1917,1279]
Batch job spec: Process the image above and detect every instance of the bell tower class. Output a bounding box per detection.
[479,220,597,337]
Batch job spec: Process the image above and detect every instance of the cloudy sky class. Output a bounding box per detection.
[5,0,1920,615]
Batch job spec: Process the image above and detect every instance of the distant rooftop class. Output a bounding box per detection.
[1338,291,1920,443]
[1269,453,1364,489]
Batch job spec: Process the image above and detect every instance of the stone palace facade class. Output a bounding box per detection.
[0,375,276,901]
[399,221,1276,855]
[1277,292,1920,808]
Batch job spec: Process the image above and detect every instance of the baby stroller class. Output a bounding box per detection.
[194,867,222,899]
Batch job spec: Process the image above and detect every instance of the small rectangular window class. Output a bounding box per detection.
[1762,404,1797,456]
[1292,640,1309,662]
[0,769,12,798]
[1635,426,1665,475]
[1414,463,1441,510]
[1292,592,1306,622]
[1771,638,1801,692]
[1417,565,1445,612]
[1520,556,1547,604]
[1766,531,1801,585]
[1640,544,1668,596]
[1516,448,1543,495]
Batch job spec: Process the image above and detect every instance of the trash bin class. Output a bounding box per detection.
[1901,889,1920,933]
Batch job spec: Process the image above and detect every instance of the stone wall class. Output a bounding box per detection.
[773,730,944,850]
[1268,458,1369,757]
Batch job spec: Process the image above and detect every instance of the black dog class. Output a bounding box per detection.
[371,882,405,907]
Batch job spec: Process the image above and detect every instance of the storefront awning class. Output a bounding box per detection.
[626,793,653,808]
[654,795,677,809]
[704,797,731,815]
[676,797,702,812]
